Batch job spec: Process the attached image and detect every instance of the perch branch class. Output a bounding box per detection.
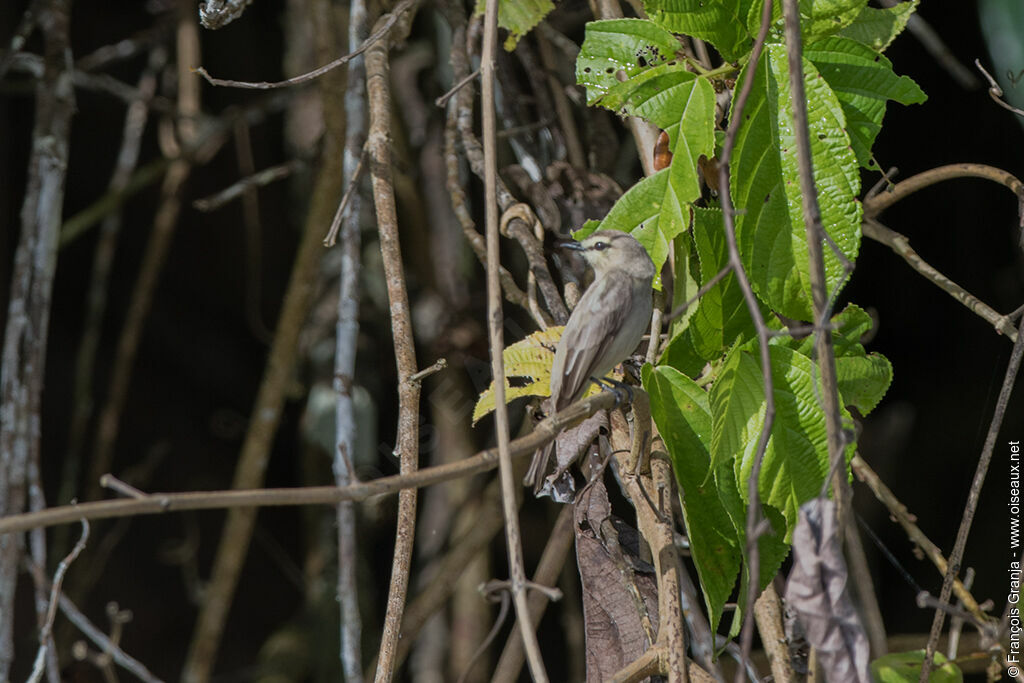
[0,391,618,536]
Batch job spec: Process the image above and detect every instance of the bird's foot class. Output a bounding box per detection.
[590,376,634,407]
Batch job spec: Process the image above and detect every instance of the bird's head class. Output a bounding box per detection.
[560,229,655,280]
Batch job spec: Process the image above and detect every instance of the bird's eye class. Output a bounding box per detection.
[593,241,609,251]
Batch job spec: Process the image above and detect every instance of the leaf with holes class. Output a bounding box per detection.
[576,19,681,105]
[472,327,611,424]
[645,0,753,62]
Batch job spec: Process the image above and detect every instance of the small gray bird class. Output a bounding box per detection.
[524,229,655,495]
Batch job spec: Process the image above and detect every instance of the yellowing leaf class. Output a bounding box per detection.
[473,327,612,424]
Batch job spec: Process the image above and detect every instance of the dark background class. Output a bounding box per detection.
[1,0,1022,680]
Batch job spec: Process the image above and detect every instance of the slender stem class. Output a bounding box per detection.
[335,0,369,679]
[365,4,424,680]
[0,391,618,536]
[919,315,1024,680]
[716,2,776,680]
[480,1,549,680]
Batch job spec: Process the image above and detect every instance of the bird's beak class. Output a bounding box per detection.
[554,237,585,252]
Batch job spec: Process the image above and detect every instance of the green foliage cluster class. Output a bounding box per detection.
[571,0,924,638]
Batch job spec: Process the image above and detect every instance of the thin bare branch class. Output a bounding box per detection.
[920,314,1024,680]
[0,391,618,536]
[863,219,1018,341]
[194,0,416,89]
[715,2,777,680]
[480,0,549,679]
[976,59,1024,117]
[192,158,304,211]
[27,521,89,683]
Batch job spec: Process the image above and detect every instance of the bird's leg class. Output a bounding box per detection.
[589,376,634,407]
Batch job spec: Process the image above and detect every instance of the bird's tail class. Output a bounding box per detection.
[523,440,554,494]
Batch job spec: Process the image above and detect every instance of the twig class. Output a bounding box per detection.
[389,478,508,672]
[850,454,992,624]
[181,14,343,682]
[100,474,148,499]
[192,158,304,211]
[500,203,567,325]
[443,106,531,312]
[323,146,367,246]
[409,358,447,384]
[194,0,416,89]
[84,5,202,505]
[975,59,1024,117]
[0,391,619,536]
[435,67,479,108]
[0,0,74,676]
[55,45,163,559]
[27,520,89,683]
[364,4,425,680]
[480,1,549,680]
[863,219,1019,341]
[844,514,888,657]
[490,504,576,682]
[58,593,164,683]
[717,2,776,680]
[863,162,1024,228]
[919,314,1024,680]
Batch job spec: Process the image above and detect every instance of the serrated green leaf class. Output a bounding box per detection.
[473,0,555,50]
[576,19,681,104]
[660,327,707,377]
[709,346,767,475]
[715,457,790,599]
[712,344,852,537]
[806,36,926,168]
[592,67,716,204]
[798,0,868,43]
[730,45,862,320]
[871,650,963,683]
[585,166,691,290]
[689,206,764,360]
[834,353,892,414]
[645,0,753,62]
[644,365,740,635]
[771,304,893,414]
[839,0,918,52]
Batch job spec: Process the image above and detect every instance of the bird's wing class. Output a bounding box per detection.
[553,271,634,409]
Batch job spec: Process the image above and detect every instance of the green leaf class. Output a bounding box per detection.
[660,327,707,378]
[714,454,790,596]
[709,345,767,475]
[593,67,716,204]
[473,0,555,50]
[772,304,893,414]
[644,365,741,635]
[645,0,753,62]
[839,0,918,52]
[711,344,851,537]
[688,206,763,359]
[576,19,681,105]
[798,0,868,43]
[730,45,862,320]
[806,36,926,168]
[871,650,963,683]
